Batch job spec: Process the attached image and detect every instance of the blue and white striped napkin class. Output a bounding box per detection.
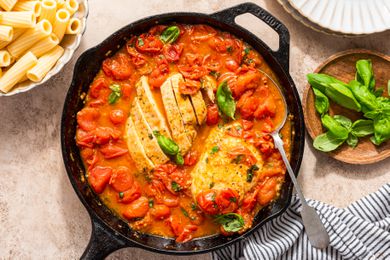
[213,184,390,260]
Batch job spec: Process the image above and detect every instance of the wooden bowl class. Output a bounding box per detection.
[303,49,390,164]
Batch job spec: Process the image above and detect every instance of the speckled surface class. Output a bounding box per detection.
[0,0,389,259]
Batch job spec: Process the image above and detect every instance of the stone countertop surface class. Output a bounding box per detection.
[0,0,389,259]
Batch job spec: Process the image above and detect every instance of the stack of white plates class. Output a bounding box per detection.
[279,0,390,35]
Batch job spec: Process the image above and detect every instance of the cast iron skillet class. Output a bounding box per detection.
[61,2,305,259]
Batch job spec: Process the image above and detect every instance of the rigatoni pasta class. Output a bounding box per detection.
[0,50,11,66]
[64,0,78,15]
[0,0,17,11]
[29,33,59,57]
[0,25,13,41]
[13,1,42,17]
[52,8,69,41]
[0,11,36,28]
[0,51,37,93]
[7,19,52,58]
[65,17,80,34]
[39,0,56,24]
[27,45,63,82]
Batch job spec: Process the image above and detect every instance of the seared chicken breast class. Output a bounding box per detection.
[189,89,207,125]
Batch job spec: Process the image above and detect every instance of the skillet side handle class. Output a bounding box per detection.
[211,2,290,72]
[81,217,128,260]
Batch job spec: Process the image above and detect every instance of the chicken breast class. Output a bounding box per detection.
[191,123,263,200]
[136,76,171,138]
[201,75,216,103]
[189,90,207,125]
[130,99,170,165]
[170,73,197,141]
[160,77,192,154]
[125,117,155,173]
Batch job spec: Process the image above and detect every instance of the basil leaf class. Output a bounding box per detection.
[210,146,220,154]
[373,87,384,97]
[246,164,259,183]
[346,134,358,148]
[171,181,182,192]
[351,119,374,137]
[154,131,180,155]
[175,153,184,165]
[160,26,180,44]
[312,88,329,115]
[307,73,347,93]
[321,114,349,139]
[333,115,352,130]
[215,213,244,232]
[148,199,154,208]
[326,82,361,112]
[313,132,345,152]
[138,37,144,46]
[372,115,390,145]
[108,84,121,104]
[356,59,375,92]
[216,81,236,120]
[349,80,378,112]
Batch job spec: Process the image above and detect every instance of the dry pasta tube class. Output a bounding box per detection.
[53,8,70,41]
[27,45,63,82]
[0,11,36,28]
[64,0,78,16]
[0,0,17,11]
[39,0,57,24]
[0,28,26,50]
[0,25,13,41]
[0,68,2,78]
[0,50,11,67]
[13,1,42,17]
[66,18,81,35]
[56,0,65,9]
[0,51,37,93]
[7,20,52,58]
[29,33,59,58]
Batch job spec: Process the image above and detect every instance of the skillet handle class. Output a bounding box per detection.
[81,217,129,260]
[211,2,290,72]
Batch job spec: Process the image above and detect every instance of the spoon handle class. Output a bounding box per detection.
[271,132,330,249]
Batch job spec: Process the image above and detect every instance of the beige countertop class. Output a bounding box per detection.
[0,0,389,259]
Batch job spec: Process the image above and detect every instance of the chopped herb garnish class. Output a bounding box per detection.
[246,164,259,182]
[215,213,244,232]
[209,182,215,188]
[211,192,216,202]
[231,154,244,164]
[138,37,144,46]
[148,133,153,139]
[108,84,121,104]
[210,146,220,154]
[148,199,154,208]
[171,181,182,192]
[227,46,233,53]
[244,47,250,55]
[229,197,237,203]
[175,153,184,165]
[144,174,152,183]
[209,70,220,79]
[118,192,124,199]
[191,203,198,211]
[181,207,196,220]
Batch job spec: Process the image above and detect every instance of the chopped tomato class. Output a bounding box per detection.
[179,79,201,95]
[136,34,163,54]
[196,189,218,215]
[88,166,112,194]
[176,224,198,243]
[202,54,221,72]
[208,35,234,53]
[93,127,121,145]
[215,188,239,214]
[89,78,108,99]
[109,166,134,192]
[100,144,128,159]
[257,177,278,205]
[231,70,261,98]
[102,53,133,80]
[242,119,254,130]
[163,43,183,62]
[228,146,257,166]
[150,204,171,220]
[241,190,258,212]
[123,196,149,219]
[77,107,99,131]
[148,57,169,88]
[178,53,207,80]
[167,215,198,243]
[76,129,95,148]
[184,150,199,166]
[81,148,99,170]
[109,109,126,124]
[206,104,219,125]
[253,96,276,119]
[121,82,133,98]
[190,24,217,41]
[158,195,180,207]
[118,181,141,204]
[126,45,147,67]
[225,58,239,71]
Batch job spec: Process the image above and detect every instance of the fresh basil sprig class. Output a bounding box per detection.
[356,59,375,92]
[160,26,180,44]
[108,84,121,104]
[216,81,236,120]
[312,88,329,115]
[153,131,183,165]
[215,213,244,232]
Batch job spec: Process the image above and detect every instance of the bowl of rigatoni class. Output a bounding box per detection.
[0,0,88,96]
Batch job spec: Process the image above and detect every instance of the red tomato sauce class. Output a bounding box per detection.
[76,24,292,242]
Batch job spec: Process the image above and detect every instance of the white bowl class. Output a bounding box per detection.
[288,0,390,35]
[0,0,89,97]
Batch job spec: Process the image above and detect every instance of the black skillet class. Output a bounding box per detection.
[61,2,305,259]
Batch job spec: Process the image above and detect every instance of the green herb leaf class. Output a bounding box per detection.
[312,88,329,115]
[119,192,124,199]
[246,164,259,183]
[373,87,384,97]
[154,132,180,156]
[171,181,182,192]
[216,81,236,120]
[346,134,358,148]
[349,80,378,112]
[321,114,349,139]
[160,26,180,44]
[231,154,244,164]
[209,70,220,79]
[138,37,144,46]
[326,82,362,112]
[307,73,347,93]
[371,114,390,145]
[229,197,237,203]
[244,47,250,55]
[215,213,244,232]
[351,119,374,137]
[356,59,375,91]
[211,146,220,154]
[313,132,345,152]
[175,153,184,165]
[227,46,233,53]
[191,203,198,211]
[108,84,121,104]
[148,199,154,208]
[333,115,352,130]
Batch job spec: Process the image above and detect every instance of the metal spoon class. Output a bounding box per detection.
[258,69,330,249]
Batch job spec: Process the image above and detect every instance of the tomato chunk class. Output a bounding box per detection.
[89,78,108,99]
[148,57,169,88]
[257,177,278,205]
[109,166,134,192]
[196,190,219,215]
[135,34,163,54]
[184,150,199,166]
[206,104,219,125]
[102,53,133,80]
[215,188,239,214]
[77,107,99,131]
[150,204,171,220]
[118,181,141,204]
[163,43,183,63]
[109,109,126,124]
[123,196,149,220]
[100,144,128,159]
[88,166,112,194]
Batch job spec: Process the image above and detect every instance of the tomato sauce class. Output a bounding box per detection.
[76,24,292,242]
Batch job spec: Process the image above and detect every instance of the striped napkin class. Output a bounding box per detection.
[213,184,390,260]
